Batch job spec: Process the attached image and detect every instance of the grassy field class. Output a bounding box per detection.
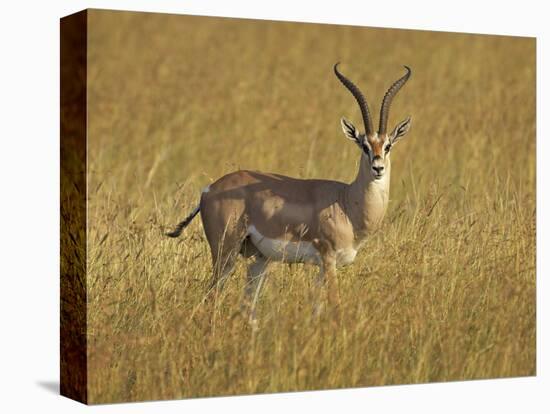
[84,10,536,404]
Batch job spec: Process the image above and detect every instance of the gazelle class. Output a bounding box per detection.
[167,63,412,312]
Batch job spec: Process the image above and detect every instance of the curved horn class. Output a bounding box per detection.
[334,63,374,136]
[378,65,411,134]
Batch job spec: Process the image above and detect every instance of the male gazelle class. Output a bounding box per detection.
[167,63,412,312]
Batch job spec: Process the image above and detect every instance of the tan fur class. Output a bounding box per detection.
[200,150,391,292]
[366,133,387,158]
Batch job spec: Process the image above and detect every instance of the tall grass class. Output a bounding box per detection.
[84,10,535,403]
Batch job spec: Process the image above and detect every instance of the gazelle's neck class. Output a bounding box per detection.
[345,152,391,237]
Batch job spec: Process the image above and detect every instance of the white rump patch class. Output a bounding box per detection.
[247,225,321,265]
[201,185,210,194]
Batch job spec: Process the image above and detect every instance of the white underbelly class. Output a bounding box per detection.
[247,225,321,264]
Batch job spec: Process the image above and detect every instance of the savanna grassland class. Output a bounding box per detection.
[84,10,536,404]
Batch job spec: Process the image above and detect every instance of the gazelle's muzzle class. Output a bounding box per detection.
[371,156,385,179]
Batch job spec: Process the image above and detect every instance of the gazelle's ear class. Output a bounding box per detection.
[340,117,360,143]
[389,117,412,144]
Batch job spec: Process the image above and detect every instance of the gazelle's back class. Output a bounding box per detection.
[206,170,345,202]
[201,169,347,242]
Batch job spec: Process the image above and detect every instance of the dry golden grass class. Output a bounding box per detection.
[84,10,535,404]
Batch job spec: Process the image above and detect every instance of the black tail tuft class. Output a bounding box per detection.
[166,205,200,238]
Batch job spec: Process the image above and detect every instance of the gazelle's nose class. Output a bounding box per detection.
[372,165,384,174]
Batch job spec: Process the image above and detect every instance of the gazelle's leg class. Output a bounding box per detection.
[205,216,246,293]
[313,251,338,316]
[321,254,339,306]
[210,248,238,291]
[243,255,270,324]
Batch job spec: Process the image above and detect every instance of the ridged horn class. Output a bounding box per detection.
[378,65,411,134]
[334,62,374,136]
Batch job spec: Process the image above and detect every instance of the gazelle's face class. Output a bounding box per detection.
[360,132,392,179]
[341,117,412,180]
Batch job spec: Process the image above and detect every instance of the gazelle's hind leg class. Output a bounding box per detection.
[208,230,247,292]
[205,221,247,293]
[209,247,238,291]
[243,255,271,325]
[199,192,247,293]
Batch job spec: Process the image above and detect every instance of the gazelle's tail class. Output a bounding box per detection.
[166,204,200,238]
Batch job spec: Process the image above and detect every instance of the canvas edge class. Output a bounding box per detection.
[60,8,88,405]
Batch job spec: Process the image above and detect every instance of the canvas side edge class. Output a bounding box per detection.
[60,9,88,405]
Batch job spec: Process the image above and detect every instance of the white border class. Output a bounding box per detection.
[0,1,546,413]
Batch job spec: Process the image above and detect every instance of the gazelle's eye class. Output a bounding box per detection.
[385,145,391,154]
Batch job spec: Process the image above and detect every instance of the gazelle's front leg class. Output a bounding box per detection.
[243,255,270,325]
[313,252,336,316]
[319,253,339,307]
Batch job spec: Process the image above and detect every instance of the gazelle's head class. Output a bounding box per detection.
[335,63,412,180]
